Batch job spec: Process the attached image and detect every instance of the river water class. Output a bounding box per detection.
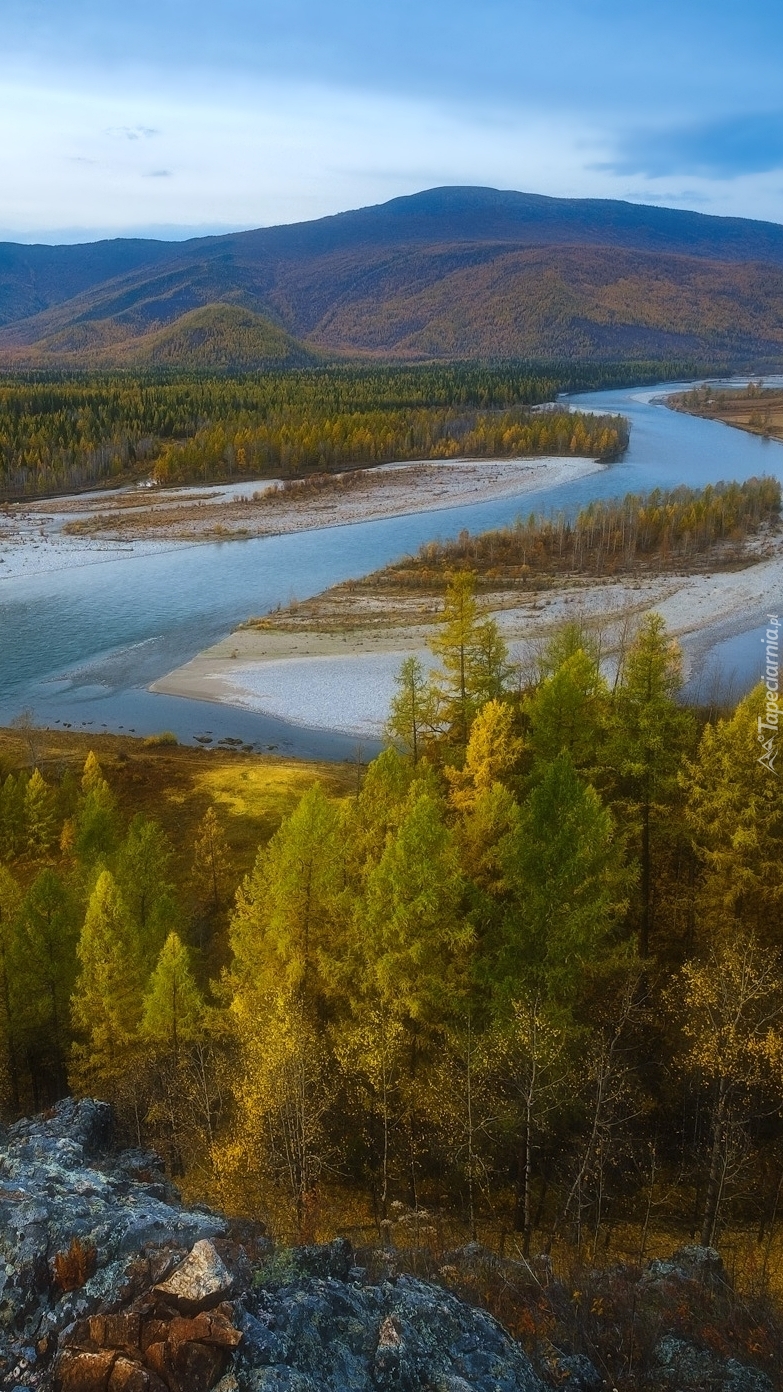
[1,379,781,759]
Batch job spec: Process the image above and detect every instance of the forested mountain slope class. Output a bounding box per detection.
[3,187,783,366]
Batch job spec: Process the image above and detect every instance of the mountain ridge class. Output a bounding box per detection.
[3,187,783,367]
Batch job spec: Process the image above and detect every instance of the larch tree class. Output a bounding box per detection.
[24,769,56,856]
[683,683,783,949]
[386,656,435,765]
[18,868,79,1101]
[525,647,609,780]
[70,870,144,1103]
[192,806,232,916]
[498,752,631,1007]
[0,867,21,1111]
[430,571,510,747]
[115,813,177,961]
[0,774,26,861]
[230,783,343,1015]
[140,931,205,1175]
[675,936,783,1248]
[608,613,695,957]
[493,752,633,1247]
[445,698,524,813]
[74,753,119,865]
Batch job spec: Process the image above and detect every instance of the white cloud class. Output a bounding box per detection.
[1,65,782,241]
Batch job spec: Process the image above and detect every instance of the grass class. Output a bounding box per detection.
[0,725,356,889]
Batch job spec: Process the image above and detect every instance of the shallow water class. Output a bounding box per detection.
[1,378,782,756]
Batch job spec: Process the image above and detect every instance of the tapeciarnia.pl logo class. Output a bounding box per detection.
[758,614,780,774]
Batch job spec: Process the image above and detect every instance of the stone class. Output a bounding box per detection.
[54,1347,118,1391]
[107,1355,167,1391]
[154,1240,233,1314]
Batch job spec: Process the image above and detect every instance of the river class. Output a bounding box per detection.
[1,379,781,759]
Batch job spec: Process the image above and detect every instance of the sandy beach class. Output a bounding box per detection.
[152,540,783,736]
[0,454,605,578]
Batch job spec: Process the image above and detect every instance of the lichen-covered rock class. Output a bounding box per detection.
[653,1335,775,1392]
[154,1242,234,1315]
[237,1271,542,1392]
[0,1099,224,1389]
[0,1101,778,1392]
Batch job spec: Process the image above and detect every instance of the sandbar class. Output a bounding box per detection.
[152,540,783,737]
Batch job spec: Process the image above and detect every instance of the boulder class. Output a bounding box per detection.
[154,1242,234,1314]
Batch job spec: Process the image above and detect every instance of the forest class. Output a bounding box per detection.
[0,570,781,1308]
[0,360,678,497]
[368,476,782,588]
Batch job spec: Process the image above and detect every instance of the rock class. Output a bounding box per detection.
[553,1353,603,1390]
[645,1244,727,1289]
[653,1335,775,1392]
[238,1271,543,1392]
[54,1348,119,1391]
[154,1242,234,1315]
[0,1097,225,1374]
[0,1099,777,1392]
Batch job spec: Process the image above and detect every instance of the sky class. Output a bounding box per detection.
[3,0,783,242]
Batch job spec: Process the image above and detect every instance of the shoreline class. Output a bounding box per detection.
[0,454,605,580]
[152,541,783,737]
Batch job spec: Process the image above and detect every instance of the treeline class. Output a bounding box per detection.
[153,407,627,485]
[372,477,781,588]
[0,359,687,496]
[2,576,783,1273]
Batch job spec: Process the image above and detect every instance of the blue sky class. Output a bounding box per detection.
[3,0,783,241]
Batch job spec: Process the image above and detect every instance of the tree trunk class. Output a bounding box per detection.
[701,1079,729,1247]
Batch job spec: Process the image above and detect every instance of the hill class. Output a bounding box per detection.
[4,302,316,370]
[3,187,783,366]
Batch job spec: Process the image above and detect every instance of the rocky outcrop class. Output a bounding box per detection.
[0,1100,778,1392]
[0,1101,544,1392]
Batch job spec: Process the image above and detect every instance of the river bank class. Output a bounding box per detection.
[0,455,606,579]
[4,379,783,756]
[152,535,783,736]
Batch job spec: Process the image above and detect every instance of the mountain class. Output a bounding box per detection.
[3,187,783,367]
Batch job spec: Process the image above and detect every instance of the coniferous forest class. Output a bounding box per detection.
[0,362,682,497]
[1,580,781,1289]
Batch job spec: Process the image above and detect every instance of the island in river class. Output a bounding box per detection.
[153,477,783,737]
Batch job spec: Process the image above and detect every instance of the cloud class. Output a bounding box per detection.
[144,169,172,177]
[604,113,783,179]
[107,125,159,140]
